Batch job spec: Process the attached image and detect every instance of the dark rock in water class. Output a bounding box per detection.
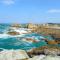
[47,40,58,45]
[55,40,60,44]
[7,31,20,35]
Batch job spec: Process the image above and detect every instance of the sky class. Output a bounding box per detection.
[0,0,60,23]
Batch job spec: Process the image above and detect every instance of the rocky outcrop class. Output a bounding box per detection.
[25,38,39,43]
[47,40,58,45]
[28,55,60,60]
[0,49,60,60]
[44,48,60,55]
[55,40,60,44]
[11,24,21,28]
[7,31,20,35]
[27,46,48,57]
[0,50,29,60]
[28,23,38,32]
[27,46,60,57]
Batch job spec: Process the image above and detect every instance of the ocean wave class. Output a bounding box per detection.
[0,34,10,39]
[0,34,25,39]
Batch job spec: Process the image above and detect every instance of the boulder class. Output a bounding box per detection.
[47,40,58,45]
[7,31,20,35]
[0,50,29,60]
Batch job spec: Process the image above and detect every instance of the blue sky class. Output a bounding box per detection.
[0,0,60,23]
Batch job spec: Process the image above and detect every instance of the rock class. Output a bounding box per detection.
[28,55,46,60]
[55,40,60,44]
[44,48,60,55]
[27,46,60,57]
[7,31,20,35]
[42,55,60,60]
[0,50,29,60]
[47,40,58,45]
[25,38,39,43]
[11,24,21,28]
[28,55,60,60]
[27,47,47,57]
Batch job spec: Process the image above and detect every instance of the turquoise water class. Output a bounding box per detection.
[0,24,59,51]
[0,34,47,50]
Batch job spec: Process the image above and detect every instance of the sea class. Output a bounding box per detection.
[0,24,59,51]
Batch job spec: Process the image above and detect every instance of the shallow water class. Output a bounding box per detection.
[0,35,47,50]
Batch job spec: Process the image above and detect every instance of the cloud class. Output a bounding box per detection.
[48,9,60,13]
[1,0,15,5]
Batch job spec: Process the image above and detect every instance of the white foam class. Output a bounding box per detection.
[0,33,25,39]
[0,34,10,39]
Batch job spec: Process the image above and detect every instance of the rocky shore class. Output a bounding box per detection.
[0,49,60,60]
[0,23,60,60]
[27,46,60,57]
